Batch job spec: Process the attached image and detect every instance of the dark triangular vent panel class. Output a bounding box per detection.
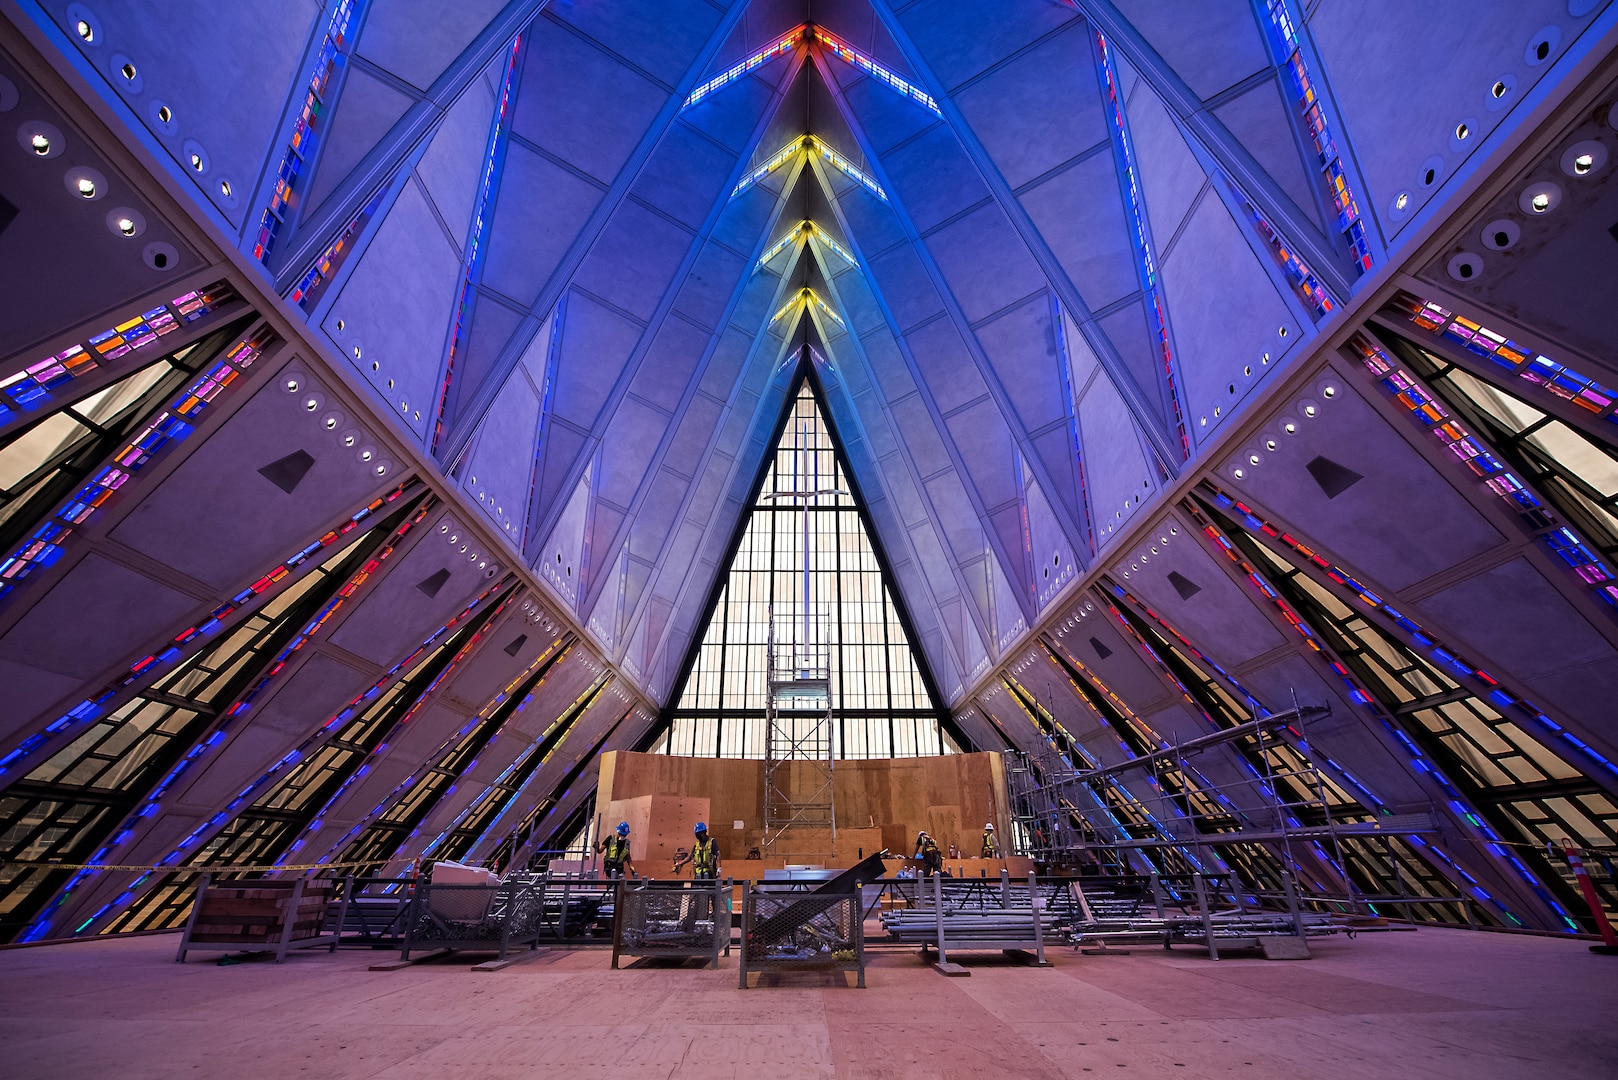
[1090,636,1112,660]
[503,633,528,657]
[416,568,451,598]
[1305,456,1364,499]
[1167,571,1201,600]
[257,450,316,494]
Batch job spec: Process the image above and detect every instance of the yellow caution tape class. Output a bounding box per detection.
[4,859,391,874]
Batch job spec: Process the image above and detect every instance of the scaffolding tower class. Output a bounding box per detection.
[763,608,835,858]
[1004,702,1441,890]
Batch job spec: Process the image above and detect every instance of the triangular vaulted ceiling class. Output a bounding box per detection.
[220,0,1360,714]
[9,0,1374,719]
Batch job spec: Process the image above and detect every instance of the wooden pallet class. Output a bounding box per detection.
[176,875,340,963]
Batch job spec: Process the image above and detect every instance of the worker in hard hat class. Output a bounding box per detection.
[981,822,1000,859]
[672,821,721,880]
[596,821,635,879]
[914,830,943,877]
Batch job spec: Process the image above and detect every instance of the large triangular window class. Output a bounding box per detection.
[655,374,951,758]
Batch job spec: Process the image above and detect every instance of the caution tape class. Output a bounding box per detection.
[3,858,393,874]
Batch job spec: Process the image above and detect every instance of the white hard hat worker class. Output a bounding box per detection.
[984,822,995,831]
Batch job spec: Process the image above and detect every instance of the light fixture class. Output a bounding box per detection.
[1303,404,1317,417]
[1283,422,1296,434]
[157,105,171,124]
[119,62,136,81]
[1520,181,1561,215]
[74,19,93,42]
[116,216,135,235]
[1561,141,1607,178]
[30,132,50,155]
[218,180,231,197]
[188,153,202,171]
[76,176,96,197]
[1394,192,1408,211]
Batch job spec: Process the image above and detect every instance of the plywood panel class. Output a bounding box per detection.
[595,751,1012,869]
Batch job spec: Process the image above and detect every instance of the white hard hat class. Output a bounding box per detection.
[984,822,995,830]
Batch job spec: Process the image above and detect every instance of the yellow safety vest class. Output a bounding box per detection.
[604,836,630,864]
[692,837,717,874]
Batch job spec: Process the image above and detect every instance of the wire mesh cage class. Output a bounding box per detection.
[612,879,729,968]
[739,887,864,987]
[401,881,545,960]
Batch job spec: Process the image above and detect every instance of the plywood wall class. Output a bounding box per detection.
[596,751,1011,867]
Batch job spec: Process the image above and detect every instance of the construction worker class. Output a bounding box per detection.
[672,821,721,879]
[981,822,999,859]
[914,830,943,877]
[596,821,635,879]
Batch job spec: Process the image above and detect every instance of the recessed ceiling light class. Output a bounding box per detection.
[74,19,93,42]
[76,176,96,197]
[116,217,136,235]
[30,133,50,155]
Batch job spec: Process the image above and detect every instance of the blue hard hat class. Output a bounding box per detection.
[694,821,707,833]
[616,822,630,835]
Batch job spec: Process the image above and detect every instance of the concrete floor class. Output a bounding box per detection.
[0,929,1614,1079]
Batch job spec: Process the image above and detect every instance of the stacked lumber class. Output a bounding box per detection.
[189,881,331,945]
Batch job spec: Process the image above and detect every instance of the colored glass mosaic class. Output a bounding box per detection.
[1261,1,1373,273]
[1228,181,1334,319]
[1348,332,1618,609]
[252,0,360,263]
[685,25,805,108]
[1,282,236,422]
[433,33,523,454]
[1095,32,1189,459]
[814,28,939,114]
[0,325,277,603]
[1389,292,1618,424]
